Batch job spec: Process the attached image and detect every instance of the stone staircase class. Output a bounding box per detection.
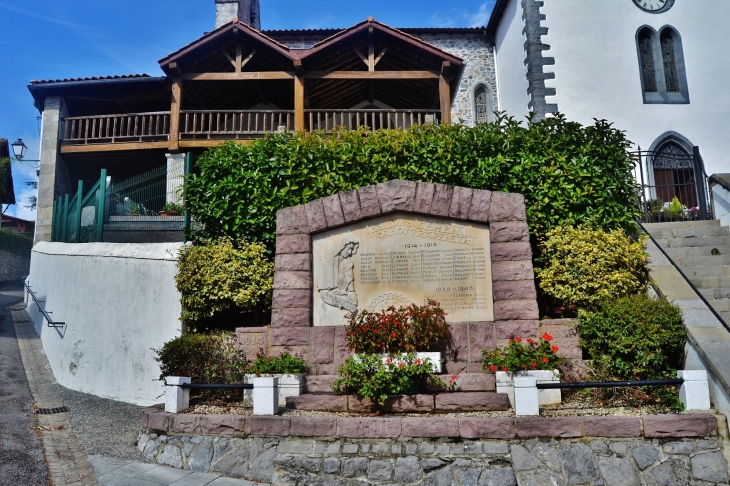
[644,220,730,324]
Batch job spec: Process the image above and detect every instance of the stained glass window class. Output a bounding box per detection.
[654,142,692,169]
[639,30,658,92]
[475,87,490,124]
[661,31,680,92]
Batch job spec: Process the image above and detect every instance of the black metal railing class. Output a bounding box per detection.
[537,378,684,390]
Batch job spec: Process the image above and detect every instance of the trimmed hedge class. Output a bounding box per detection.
[0,229,32,258]
[184,114,639,252]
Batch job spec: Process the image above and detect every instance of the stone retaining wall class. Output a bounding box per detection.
[0,250,30,282]
[139,411,728,485]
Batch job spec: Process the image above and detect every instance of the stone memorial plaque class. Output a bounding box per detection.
[313,213,494,326]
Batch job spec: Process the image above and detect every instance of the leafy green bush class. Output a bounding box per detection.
[247,352,308,375]
[154,332,247,384]
[578,295,686,381]
[175,237,274,327]
[184,114,639,252]
[0,157,10,201]
[482,334,563,373]
[346,300,450,354]
[537,226,648,311]
[0,229,32,258]
[332,354,443,405]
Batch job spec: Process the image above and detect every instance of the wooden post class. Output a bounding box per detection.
[235,44,242,73]
[439,62,451,125]
[295,74,305,132]
[169,77,182,151]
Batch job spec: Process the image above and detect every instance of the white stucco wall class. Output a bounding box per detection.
[25,242,184,406]
[537,0,730,176]
[712,183,730,228]
[494,0,530,118]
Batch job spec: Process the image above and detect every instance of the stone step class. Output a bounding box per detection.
[707,299,730,313]
[700,288,730,300]
[647,226,730,240]
[653,235,730,248]
[681,266,730,278]
[643,220,720,231]
[663,245,730,258]
[691,277,730,289]
[675,255,730,267]
[304,373,497,394]
[287,392,510,413]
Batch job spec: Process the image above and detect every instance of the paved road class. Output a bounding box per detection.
[0,281,48,486]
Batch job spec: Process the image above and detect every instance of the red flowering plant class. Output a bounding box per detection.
[346,300,450,354]
[481,334,563,373]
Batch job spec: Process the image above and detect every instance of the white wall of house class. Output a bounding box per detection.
[494,0,530,119]
[533,0,730,176]
[25,242,184,406]
[712,183,730,228]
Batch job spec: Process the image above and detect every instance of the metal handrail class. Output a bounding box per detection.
[537,378,684,390]
[179,383,253,390]
[638,221,730,334]
[22,278,65,328]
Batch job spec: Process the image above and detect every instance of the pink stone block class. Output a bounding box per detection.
[348,396,377,413]
[467,363,487,373]
[269,346,309,362]
[141,407,158,428]
[290,417,338,436]
[490,222,530,243]
[449,186,473,220]
[434,373,495,392]
[271,308,310,328]
[435,392,509,412]
[515,417,582,438]
[468,189,492,223]
[272,290,311,309]
[643,414,717,438]
[491,242,533,262]
[271,327,310,346]
[340,189,363,223]
[583,417,641,438]
[493,300,540,321]
[384,395,434,413]
[357,185,381,218]
[275,253,311,272]
[286,394,348,412]
[339,418,401,438]
[493,280,537,301]
[489,192,527,222]
[147,410,169,433]
[246,416,291,436]
[443,361,469,374]
[460,418,515,439]
[334,326,351,366]
[492,261,535,281]
[413,182,435,214]
[402,417,459,437]
[311,327,335,364]
[430,184,454,217]
[469,322,495,361]
[448,323,469,362]
[309,364,338,376]
[235,327,269,357]
[304,199,327,233]
[304,375,337,394]
[201,415,245,435]
[322,195,345,227]
[276,234,311,254]
[377,180,416,213]
[540,322,579,339]
[277,205,309,234]
[495,320,540,340]
[273,271,312,290]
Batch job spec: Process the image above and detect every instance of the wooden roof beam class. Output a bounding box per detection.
[183,72,295,81]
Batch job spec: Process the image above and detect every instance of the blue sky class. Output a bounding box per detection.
[0,0,496,220]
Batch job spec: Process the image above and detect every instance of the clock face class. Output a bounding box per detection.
[633,0,675,13]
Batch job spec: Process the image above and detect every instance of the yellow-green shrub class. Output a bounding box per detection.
[176,237,274,326]
[536,226,648,311]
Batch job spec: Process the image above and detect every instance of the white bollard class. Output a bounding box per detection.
[253,377,279,415]
[514,376,539,416]
[678,370,711,410]
[165,377,191,413]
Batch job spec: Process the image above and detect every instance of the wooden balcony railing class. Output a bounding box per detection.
[180,110,295,139]
[61,112,170,145]
[306,109,439,133]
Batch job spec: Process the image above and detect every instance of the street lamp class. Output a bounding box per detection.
[11,139,27,160]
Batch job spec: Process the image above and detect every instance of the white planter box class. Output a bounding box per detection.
[355,352,442,373]
[496,370,561,407]
[244,373,303,407]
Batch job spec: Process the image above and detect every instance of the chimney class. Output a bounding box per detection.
[215,0,261,30]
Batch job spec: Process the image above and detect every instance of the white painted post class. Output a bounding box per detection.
[165,377,191,413]
[253,377,279,415]
[514,376,539,416]
[678,370,711,410]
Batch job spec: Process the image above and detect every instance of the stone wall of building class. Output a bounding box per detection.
[0,250,30,282]
[137,412,728,485]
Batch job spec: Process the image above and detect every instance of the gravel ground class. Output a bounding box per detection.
[54,384,146,462]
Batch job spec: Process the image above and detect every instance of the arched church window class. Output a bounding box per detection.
[661,30,680,92]
[638,29,658,93]
[652,140,697,208]
[475,87,490,124]
[636,26,689,104]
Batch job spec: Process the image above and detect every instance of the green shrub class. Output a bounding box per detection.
[536,226,648,311]
[247,352,308,375]
[0,229,32,258]
[153,332,247,384]
[346,300,450,354]
[578,295,686,381]
[482,334,563,373]
[175,237,274,327]
[184,114,639,252]
[332,354,443,405]
[0,157,10,201]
